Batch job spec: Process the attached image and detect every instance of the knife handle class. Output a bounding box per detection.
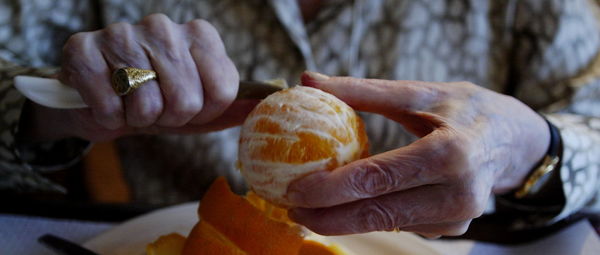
[15,76,87,109]
[14,76,286,109]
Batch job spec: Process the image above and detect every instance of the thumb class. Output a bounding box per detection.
[300,71,438,116]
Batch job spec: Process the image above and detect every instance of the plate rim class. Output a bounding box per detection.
[83,202,440,255]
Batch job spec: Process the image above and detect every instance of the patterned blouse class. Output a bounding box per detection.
[1,0,599,228]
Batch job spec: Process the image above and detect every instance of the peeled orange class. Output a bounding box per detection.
[238,86,368,207]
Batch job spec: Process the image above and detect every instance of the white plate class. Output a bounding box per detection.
[84,202,440,255]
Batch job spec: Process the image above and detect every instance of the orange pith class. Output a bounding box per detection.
[239,86,369,206]
[148,178,344,255]
[198,177,303,255]
[247,130,338,164]
[242,87,365,165]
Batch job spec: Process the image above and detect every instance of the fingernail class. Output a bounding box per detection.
[304,71,330,81]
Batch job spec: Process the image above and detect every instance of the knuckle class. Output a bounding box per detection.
[442,135,467,161]
[186,19,215,35]
[63,32,91,53]
[358,201,397,231]
[106,22,133,32]
[101,23,139,55]
[448,186,486,221]
[132,100,163,125]
[208,90,234,111]
[209,80,238,108]
[141,13,173,26]
[185,19,224,51]
[431,134,470,178]
[60,32,98,84]
[92,101,123,129]
[103,22,133,42]
[348,160,395,198]
[142,14,175,36]
[62,32,95,63]
[95,101,121,117]
[167,95,203,119]
[141,16,182,60]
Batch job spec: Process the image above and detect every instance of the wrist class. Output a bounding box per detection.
[493,112,550,194]
[495,117,565,210]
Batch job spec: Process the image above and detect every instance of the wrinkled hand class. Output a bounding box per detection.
[53,14,253,141]
[286,72,550,237]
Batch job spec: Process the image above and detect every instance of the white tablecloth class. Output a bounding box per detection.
[428,220,600,255]
[1,213,599,255]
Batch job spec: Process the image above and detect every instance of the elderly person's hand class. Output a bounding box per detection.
[286,72,550,238]
[22,14,252,142]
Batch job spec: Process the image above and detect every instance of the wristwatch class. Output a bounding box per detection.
[512,116,563,200]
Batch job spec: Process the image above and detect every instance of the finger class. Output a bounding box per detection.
[401,220,471,237]
[140,14,203,127]
[99,22,163,128]
[301,72,445,136]
[68,108,133,141]
[160,99,260,134]
[186,19,239,125]
[287,130,455,208]
[301,71,441,115]
[289,185,456,235]
[59,32,124,130]
[289,181,485,235]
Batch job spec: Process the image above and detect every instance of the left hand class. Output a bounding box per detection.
[286,72,550,237]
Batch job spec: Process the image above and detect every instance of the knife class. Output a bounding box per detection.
[38,234,100,255]
[14,76,286,109]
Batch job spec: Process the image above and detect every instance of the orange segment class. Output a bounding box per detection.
[146,233,186,255]
[252,118,284,134]
[182,220,246,255]
[249,131,337,164]
[239,86,369,206]
[298,240,338,255]
[199,177,303,255]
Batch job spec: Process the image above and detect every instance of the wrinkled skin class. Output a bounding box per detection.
[23,14,257,142]
[287,72,550,238]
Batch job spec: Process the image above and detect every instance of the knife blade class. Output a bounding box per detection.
[14,76,286,109]
[38,234,100,255]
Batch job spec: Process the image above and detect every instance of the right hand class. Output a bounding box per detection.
[43,14,254,141]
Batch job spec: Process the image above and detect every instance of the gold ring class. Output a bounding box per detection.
[111,67,157,96]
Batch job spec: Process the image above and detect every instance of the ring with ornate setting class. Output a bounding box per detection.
[111,67,157,96]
